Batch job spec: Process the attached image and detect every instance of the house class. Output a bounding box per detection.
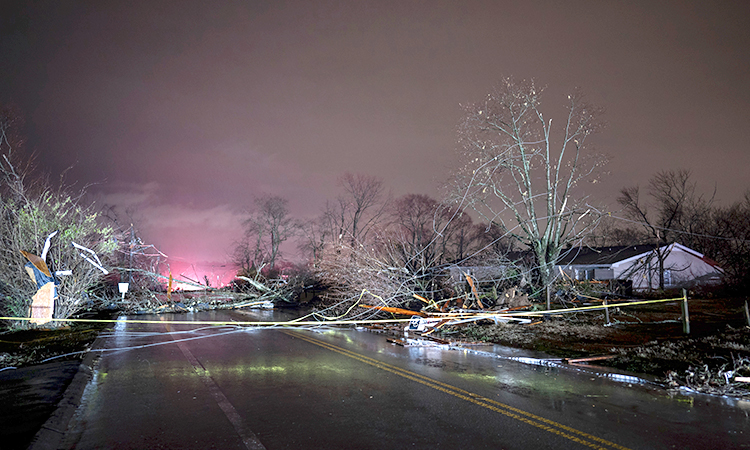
[555,243,723,292]
[447,259,531,289]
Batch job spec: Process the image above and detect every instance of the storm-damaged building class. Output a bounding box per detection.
[555,243,723,292]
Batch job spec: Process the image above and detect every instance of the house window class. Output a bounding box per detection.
[576,269,595,280]
[664,269,673,287]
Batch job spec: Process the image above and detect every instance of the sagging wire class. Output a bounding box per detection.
[305,289,381,321]
[10,323,302,369]
[35,322,338,364]
[97,325,239,339]
[38,327,247,363]
[292,287,396,323]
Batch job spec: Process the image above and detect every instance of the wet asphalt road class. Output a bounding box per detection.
[59,309,749,449]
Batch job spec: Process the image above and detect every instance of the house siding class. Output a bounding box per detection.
[612,246,721,291]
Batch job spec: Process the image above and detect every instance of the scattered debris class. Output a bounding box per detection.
[495,287,531,309]
[21,232,63,325]
[565,355,617,364]
[405,315,445,332]
[361,305,427,317]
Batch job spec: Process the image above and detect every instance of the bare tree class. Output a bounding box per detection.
[442,212,498,264]
[323,172,389,247]
[313,193,461,314]
[388,194,450,273]
[708,192,750,290]
[240,195,297,272]
[584,214,642,247]
[297,215,328,265]
[98,206,166,291]
[472,222,518,262]
[452,78,604,308]
[231,235,255,275]
[617,169,712,290]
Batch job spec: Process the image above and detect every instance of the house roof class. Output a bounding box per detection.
[556,243,723,271]
[556,245,661,266]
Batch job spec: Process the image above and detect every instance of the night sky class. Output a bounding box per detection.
[2,1,749,284]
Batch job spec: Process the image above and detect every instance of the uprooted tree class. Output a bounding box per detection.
[451,78,605,309]
[0,105,117,325]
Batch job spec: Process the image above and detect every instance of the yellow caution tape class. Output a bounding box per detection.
[0,296,687,326]
[510,296,687,317]
[0,316,413,326]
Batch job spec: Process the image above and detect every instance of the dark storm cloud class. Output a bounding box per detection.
[1,0,749,269]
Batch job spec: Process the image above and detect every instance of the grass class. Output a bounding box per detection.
[0,318,111,368]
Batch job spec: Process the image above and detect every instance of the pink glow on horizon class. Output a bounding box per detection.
[164,259,238,290]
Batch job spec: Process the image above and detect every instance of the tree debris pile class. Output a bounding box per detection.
[113,290,246,314]
[111,279,297,315]
[608,326,750,398]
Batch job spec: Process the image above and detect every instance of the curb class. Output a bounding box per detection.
[26,333,106,450]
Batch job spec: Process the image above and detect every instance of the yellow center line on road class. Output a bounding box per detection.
[285,331,631,450]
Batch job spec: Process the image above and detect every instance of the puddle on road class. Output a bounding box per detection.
[390,334,653,385]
